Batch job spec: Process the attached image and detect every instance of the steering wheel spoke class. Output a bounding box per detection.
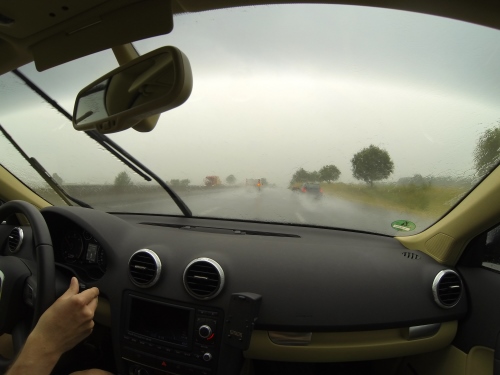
[23,276,36,308]
[0,256,32,332]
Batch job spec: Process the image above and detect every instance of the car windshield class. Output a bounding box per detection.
[1,4,500,236]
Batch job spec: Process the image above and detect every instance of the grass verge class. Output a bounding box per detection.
[321,182,469,217]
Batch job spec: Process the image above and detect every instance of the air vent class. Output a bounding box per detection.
[128,249,161,288]
[432,270,462,308]
[8,227,23,253]
[402,251,420,260]
[183,258,225,300]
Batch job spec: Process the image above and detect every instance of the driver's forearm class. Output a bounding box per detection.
[6,333,61,375]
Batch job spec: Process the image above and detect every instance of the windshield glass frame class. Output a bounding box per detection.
[1,4,500,236]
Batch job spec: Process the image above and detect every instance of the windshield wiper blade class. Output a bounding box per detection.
[11,69,152,182]
[29,157,93,208]
[89,131,193,217]
[0,125,92,208]
[11,69,192,217]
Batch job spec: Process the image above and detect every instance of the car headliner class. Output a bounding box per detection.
[1,0,500,75]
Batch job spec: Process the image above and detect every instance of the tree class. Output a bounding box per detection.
[114,171,132,187]
[52,173,64,185]
[408,174,430,188]
[291,168,312,184]
[226,174,236,184]
[290,168,323,184]
[474,126,500,177]
[180,179,190,187]
[319,165,341,183]
[351,145,394,186]
[309,171,320,182]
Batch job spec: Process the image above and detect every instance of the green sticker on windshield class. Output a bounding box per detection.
[391,220,416,232]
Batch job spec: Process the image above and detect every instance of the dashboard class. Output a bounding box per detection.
[0,206,468,375]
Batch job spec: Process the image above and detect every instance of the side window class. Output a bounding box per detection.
[482,225,500,271]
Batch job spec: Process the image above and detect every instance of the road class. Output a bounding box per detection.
[100,187,434,236]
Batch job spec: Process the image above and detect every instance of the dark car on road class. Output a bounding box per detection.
[301,183,323,198]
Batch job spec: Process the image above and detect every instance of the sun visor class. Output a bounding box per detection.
[32,0,173,72]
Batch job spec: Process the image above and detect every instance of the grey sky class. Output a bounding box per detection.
[2,4,500,187]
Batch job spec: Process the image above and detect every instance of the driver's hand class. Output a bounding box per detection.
[30,277,99,356]
[6,278,100,375]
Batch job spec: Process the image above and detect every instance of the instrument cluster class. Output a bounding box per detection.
[56,226,107,280]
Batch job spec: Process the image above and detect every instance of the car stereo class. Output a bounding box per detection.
[121,293,222,375]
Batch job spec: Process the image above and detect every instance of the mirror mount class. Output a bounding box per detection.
[112,44,161,132]
[73,46,192,134]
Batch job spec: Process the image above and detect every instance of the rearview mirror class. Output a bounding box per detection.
[73,46,192,134]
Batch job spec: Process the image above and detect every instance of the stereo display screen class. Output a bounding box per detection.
[127,296,194,348]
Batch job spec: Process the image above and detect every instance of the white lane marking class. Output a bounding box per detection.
[295,212,306,223]
[200,207,220,216]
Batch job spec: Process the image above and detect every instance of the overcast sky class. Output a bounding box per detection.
[2,4,500,187]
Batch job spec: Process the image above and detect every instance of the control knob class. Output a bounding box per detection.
[202,352,213,362]
[199,325,213,339]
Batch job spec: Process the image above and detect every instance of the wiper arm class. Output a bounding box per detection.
[0,125,92,208]
[11,69,192,217]
[89,131,193,217]
[11,69,152,182]
[29,157,93,209]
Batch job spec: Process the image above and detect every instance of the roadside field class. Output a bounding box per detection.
[321,182,469,217]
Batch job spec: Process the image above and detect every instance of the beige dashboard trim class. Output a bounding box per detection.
[403,344,494,375]
[244,321,457,362]
[466,346,494,375]
[401,345,467,375]
[0,165,51,209]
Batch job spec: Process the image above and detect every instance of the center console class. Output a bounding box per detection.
[121,293,223,375]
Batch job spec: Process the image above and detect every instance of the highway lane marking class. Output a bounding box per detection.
[295,212,306,223]
[200,207,220,216]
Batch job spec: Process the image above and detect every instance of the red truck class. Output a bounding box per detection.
[204,176,221,186]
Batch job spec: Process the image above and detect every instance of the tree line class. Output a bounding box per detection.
[474,125,500,177]
[290,123,500,187]
[290,145,393,186]
[93,124,500,189]
[290,165,341,184]
[113,171,191,188]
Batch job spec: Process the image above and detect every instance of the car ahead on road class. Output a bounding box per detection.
[1,1,500,375]
[300,183,323,198]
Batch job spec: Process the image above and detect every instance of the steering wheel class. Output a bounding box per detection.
[0,200,55,371]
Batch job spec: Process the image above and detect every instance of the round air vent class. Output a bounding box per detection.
[8,227,23,253]
[432,269,463,308]
[128,249,161,288]
[183,258,224,300]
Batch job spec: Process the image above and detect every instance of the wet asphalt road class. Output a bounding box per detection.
[102,187,434,236]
